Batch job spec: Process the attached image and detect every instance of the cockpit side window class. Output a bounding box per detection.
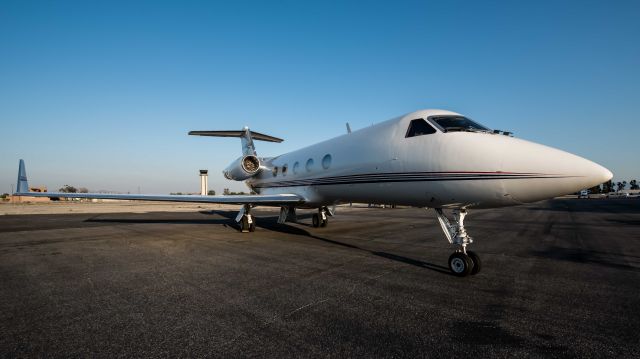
[430,116,490,133]
[406,119,437,138]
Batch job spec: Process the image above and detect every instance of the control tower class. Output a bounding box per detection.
[199,170,208,195]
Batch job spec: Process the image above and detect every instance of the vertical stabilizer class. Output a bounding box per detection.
[16,159,29,194]
[240,126,257,156]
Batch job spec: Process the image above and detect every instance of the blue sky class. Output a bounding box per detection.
[1,0,638,194]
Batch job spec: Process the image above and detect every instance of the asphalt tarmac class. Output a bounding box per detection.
[1,199,639,357]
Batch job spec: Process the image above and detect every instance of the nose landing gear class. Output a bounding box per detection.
[434,208,481,277]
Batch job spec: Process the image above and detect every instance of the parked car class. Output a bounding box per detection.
[578,190,589,199]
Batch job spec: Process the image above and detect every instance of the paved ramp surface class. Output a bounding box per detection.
[1,199,639,357]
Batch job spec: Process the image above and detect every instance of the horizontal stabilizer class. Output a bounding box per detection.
[189,130,283,143]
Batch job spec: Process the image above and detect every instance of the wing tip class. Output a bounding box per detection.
[16,159,29,194]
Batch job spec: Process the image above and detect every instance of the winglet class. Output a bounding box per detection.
[16,159,29,194]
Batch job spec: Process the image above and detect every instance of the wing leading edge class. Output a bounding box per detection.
[15,192,303,206]
[13,160,304,206]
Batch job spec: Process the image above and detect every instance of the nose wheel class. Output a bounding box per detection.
[434,208,482,277]
[448,250,481,277]
[466,251,481,275]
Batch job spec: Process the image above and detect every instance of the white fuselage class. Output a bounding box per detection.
[244,109,612,209]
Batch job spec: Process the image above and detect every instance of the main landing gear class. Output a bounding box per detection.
[235,205,332,232]
[434,208,481,277]
[236,204,256,232]
[312,206,331,228]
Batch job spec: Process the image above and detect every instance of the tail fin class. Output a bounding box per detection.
[16,159,29,194]
[189,127,283,156]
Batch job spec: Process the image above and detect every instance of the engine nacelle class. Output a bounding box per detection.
[223,155,261,181]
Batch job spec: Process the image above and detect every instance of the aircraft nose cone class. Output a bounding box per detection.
[500,138,613,203]
[570,155,613,189]
[592,163,613,185]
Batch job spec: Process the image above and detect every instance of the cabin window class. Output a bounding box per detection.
[306,158,314,172]
[322,154,332,169]
[272,166,278,176]
[282,164,288,176]
[293,162,299,174]
[406,119,436,138]
[430,116,490,132]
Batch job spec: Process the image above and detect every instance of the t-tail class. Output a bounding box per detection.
[188,127,283,181]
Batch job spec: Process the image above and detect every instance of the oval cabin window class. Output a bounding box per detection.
[322,154,332,169]
[305,158,314,172]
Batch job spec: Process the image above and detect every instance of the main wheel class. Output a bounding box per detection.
[240,216,250,232]
[249,220,256,232]
[448,252,472,277]
[312,213,320,227]
[467,251,481,275]
[320,217,328,227]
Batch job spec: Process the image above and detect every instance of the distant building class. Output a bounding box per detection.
[10,186,51,203]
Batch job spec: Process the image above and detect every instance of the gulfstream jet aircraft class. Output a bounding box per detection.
[14,109,612,277]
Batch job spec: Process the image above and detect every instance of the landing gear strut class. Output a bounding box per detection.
[312,206,331,228]
[236,204,256,232]
[434,208,481,276]
[278,206,297,224]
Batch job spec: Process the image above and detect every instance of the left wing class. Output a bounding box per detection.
[13,160,304,206]
[15,191,304,206]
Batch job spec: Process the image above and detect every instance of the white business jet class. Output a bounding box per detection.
[14,109,612,276]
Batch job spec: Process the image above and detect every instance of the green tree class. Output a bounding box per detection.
[615,181,627,192]
[602,180,613,193]
[207,190,216,195]
[59,185,77,193]
[588,185,601,194]
[630,180,639,190]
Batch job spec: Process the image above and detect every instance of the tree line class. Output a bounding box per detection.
[589,179,638,194]
[58,185,88,193]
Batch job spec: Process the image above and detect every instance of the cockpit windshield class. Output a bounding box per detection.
[430,116,490,133]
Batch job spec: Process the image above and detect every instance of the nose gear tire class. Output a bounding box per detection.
[467,251,481,275]
[448,252,473,277]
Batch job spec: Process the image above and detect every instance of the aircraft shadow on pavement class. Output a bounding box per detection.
[530,246,640,272]
[206,210,453,275]
[527,199,640,214]
[85,217,232,226]
[606,218,640,226]
[86,210,451,275]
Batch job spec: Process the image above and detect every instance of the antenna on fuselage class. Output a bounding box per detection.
[346,123,352,134]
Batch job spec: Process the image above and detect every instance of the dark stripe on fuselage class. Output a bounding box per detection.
[251,172,575,189]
